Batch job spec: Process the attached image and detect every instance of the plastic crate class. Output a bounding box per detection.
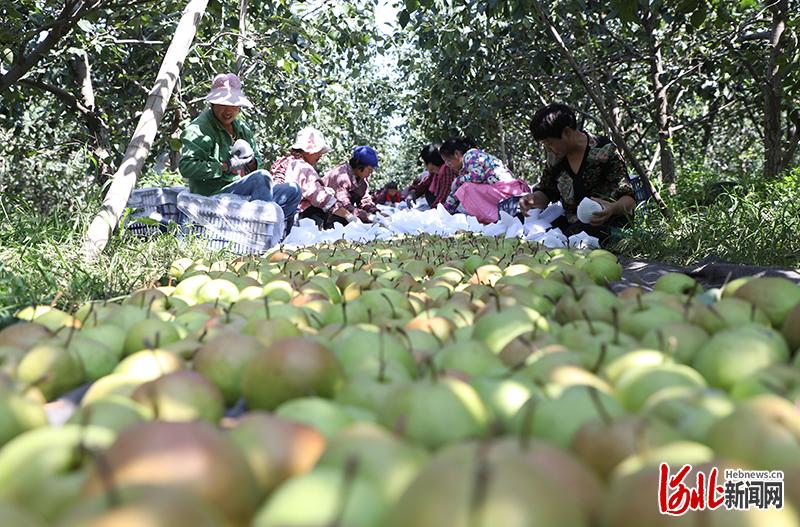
[125,186,186,237]
[177,191,285,255]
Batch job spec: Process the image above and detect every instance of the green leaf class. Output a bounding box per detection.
[690,4,707,28]
[77,19,93,33]
[455,95,467,107]
[611,0,639,23]
[405,0,419,13]
[399,9,411,28]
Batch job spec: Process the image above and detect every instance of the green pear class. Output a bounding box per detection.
[380,377,490,449]
[194,333,265,405]
[131,370,224,423]
[689,297,771,334]
[641,322,709,363]
[329,325,416,379]
[227,412,326,494]
[512,384,626,449]
[572,416,682,480]
[692,324,790,389]
[601,349,673,384]
[67,395,151,433]
[317,422,428,503]
[123,318,180,355]
[733,276,800,326]
[242,337,344,410]
[471,305,549,354]
[57,486,227,527]
[17,342,85,401]
[654,272,698,294]
[113,348,184,381]
[383,440,590,527]
[705,395,800,470]
[470,375,541,430]
[614,364,707,411]
[80,373,143,406]
[274,397,372,439]
[618,302,685,339]
[555,285,624,324]
[0,425,115,522]
[0,500,43,527]
[0,390,47,447]
[252,467,386,527]
[433,341,507,377]
[729,364,800,400]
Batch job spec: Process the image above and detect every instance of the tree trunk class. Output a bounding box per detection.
[764,0,788,178]
[236,0,248,75]
[71,50,113,182]
[642,10,676,191]
[82,0,209,259]
[530,0,669,215]
[700,96,722,161]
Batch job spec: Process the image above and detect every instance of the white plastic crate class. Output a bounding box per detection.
[177,191,285,254]
[125,186,186,237]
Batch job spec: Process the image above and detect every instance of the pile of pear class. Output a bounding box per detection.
[1,233,799,526]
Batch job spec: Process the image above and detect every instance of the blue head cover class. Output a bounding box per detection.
[352,145,379,168]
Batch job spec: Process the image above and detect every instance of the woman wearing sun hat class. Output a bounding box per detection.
[179,72,302,224]
[270,128,358,228]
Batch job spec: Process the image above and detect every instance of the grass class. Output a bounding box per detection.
[0,194,231,320]
[611,168,800,269]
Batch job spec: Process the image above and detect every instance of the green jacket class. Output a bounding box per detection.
[179,109,264,196]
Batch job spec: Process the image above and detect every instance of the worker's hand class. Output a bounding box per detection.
[588,197,615,226]
[517,194,538,216]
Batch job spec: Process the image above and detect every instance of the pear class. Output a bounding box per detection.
[317,422,428,502]
[17,342,86,401]
[692,324,790,389]
[0,425,115,522]
[123,318,180,355]
[512,384,626,449]
[242,337,344,410]
[131,370,224,424]
[614,363,707,411]
[379,377,490,449]
[227,412,326,494]
[641,322,709,363]
[383,440,590,527]
[194,333,265,405]
[252,467,386,527]
[82,421,262,526]
[733,276,800,326]
[705,395,800,470]
[0,322,52,350]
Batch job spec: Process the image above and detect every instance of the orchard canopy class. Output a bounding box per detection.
[1,0,798,216]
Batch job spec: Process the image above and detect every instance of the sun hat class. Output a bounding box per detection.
[205,73,252,107]
[291,127,330,154]
[351,145,379,168]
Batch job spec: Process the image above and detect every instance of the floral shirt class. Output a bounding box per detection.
[271,154,339,213]
[323,163,377,220]
[444,149,514,213]
[532,132,634,223]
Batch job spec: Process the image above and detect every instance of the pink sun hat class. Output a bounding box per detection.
[205,73,253,107]
[291,127,330,154]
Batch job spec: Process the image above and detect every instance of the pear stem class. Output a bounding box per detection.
[587,386,613,426]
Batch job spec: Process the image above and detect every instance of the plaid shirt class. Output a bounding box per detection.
[430,164,459,207]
